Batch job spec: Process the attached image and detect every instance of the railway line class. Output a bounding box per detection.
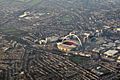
[19,46,100,80]
[99,61,118,72]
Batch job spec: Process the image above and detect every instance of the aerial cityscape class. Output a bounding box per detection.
[0,0,120,80]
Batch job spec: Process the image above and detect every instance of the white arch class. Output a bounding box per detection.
[62,34,82,46]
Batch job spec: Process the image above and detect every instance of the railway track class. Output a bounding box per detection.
[24,47,100,80]
[99,61,118,72]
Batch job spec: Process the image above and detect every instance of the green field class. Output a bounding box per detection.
[0,28,27,36]
[0,0,42,5]
[24,0,42,6]
[69,55,91,65]
[61,15,73,22]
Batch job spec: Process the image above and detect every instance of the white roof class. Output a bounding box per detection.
[117,46,120,50]
[103,25,110,29]
[115,28,120,31]
[115,40,120,43]
[19,12,27,18]
[118,56,120,60]
[104,50,118,56]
